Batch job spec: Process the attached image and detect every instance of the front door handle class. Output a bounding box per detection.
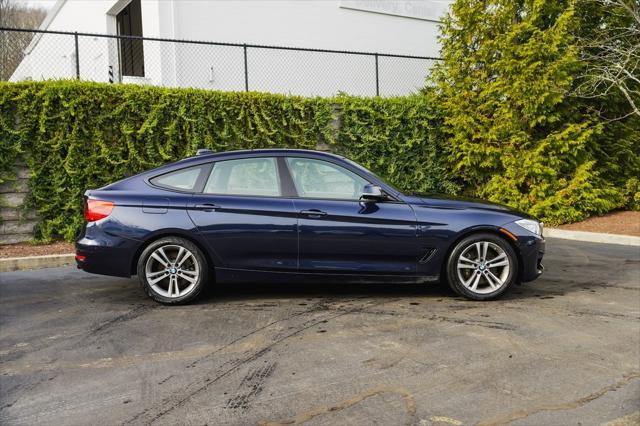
[300,209,327,217]
[194,203,220,212]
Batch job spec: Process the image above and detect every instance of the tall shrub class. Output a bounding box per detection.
[574,0,640,210]
[432,0,628,224]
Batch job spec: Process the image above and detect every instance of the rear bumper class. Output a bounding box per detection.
[75,222,140,278]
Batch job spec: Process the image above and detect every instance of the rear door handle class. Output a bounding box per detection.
[194,203,220,212]
[300,209,327,217]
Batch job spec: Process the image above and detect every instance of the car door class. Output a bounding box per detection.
[188,156,298,271]
[285,156,418,275]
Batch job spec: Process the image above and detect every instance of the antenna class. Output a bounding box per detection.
[196,149,213,156]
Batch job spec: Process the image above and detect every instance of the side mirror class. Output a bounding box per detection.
[360,184,386,202]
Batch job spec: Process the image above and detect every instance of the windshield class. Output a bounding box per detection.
[343,158,401,194]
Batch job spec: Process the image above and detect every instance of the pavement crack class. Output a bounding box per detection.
[258,385,416,426]
[477,371,640,426]
[571,309,640,321]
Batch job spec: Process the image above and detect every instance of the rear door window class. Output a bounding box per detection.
[203,157,281,197]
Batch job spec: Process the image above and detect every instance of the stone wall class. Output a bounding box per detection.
[0,164,37,244]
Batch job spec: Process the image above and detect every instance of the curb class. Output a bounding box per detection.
[545,228,640,246]
[0,253,75,273]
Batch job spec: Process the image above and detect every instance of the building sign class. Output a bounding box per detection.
[340,0,452,23]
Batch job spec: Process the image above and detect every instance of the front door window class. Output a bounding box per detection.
[286,157,368,200]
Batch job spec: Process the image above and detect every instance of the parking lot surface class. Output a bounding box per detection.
[1,238,639,425]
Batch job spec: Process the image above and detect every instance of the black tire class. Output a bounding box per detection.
[137,236,209,305]
[446,233,518,301]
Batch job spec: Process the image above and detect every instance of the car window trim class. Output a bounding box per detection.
[277,156,299,198]
[193,193,298,201]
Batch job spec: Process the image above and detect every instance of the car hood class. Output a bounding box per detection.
[405,192,533,219]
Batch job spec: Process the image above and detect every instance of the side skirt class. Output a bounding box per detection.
[214,267,439,284]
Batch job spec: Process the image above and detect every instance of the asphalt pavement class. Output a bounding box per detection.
[0,238,639,425]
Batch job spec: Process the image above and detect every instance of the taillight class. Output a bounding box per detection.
[85,199,115,222]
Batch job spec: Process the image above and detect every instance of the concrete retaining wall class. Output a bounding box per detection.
[0,164,37,244]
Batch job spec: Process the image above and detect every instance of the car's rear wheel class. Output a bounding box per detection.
[446,233,518,300]
[137,237,208,304]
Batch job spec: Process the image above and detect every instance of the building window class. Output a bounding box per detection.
[116,0,144,77]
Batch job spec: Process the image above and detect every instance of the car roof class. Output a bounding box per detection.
[192,148,341,158]
[178,148,345,165]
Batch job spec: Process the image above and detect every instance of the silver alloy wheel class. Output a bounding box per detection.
[456,241,511,295]
[144,244,200,298]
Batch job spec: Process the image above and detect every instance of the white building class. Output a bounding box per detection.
[10,0,451,96]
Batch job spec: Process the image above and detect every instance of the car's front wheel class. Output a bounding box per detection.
[446,233,518,300]
[137,237,208,304]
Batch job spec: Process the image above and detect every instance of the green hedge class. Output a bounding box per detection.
[0,81,454,241]
[0,80,635,242]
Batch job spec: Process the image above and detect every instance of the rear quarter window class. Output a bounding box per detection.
[149,165,205,191]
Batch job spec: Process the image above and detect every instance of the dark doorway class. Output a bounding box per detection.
[116,0,144,77]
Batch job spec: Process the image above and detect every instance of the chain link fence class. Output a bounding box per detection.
[1,27,440,97]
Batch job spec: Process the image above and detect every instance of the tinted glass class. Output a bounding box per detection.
[286,157,369,200]
[150,166,203,191]
[204,157,281,197]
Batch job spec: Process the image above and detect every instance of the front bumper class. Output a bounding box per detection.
[518,236,545,282]
[501,223,545,282]
[509,231,545,282]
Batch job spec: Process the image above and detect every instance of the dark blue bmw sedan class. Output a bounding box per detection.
[76,149,544,304]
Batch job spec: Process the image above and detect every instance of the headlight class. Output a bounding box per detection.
[515,219,543,236]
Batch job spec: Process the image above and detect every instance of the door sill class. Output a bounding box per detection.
[215,267,439,284]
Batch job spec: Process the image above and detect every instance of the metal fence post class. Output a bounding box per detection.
[243,44,249,92]
[74,32,80,79]
[374,53,379,96]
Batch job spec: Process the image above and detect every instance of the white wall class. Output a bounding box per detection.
[171,0,442,57]
[165,1,446,95]
[11,0,449,96]
[11,0,116,82]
